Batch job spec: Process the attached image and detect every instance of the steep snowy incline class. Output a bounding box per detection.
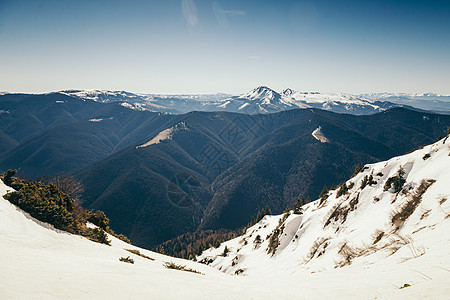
[199,136,450,297]
[1,137,449,299]
[0,180,242,299]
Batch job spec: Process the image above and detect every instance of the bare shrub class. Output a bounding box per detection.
[266,212,290,256]
[372,230,384,245]
[337,242,359,267]
[119,256,134,264]
[234,268,244,275]
[163,262,203,274]
[125,249,155,261]
[391,179,436,230]
[306,237,330,262]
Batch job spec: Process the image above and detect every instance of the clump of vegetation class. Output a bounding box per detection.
[4,176,77,232]
[399,283,411,289]
[266,211,290,256]
[1,170,130,246]
[337,242,358,266]
[39,174,84,201]
[293,196,309,214]
[86,227,110,245]
[119,256,134,264]
[324,194,359,228]
[360,174,377,190]
[163,262,203,274]
[319,185,329,205]
[87,210,130,244]
[88,210,109,230]
[2,169,23,190]
[125,249,155,261]
[306,237,330,262]
[234,268,244,275]
[111,232,131,244]
[253,235,262,248]
[247,205,272,228]
[231,255,239,266]
[155,229,238,260]
[337,183,349,197]
[351,164,364,178]
[222,245,229,257]
[372,230,385,245]
[422,153,431,160]
[384,167,406,193]
[391,179,436,229]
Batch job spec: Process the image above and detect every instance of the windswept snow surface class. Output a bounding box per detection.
[1,138,449,299]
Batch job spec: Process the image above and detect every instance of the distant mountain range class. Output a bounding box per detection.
[361,92,450,114]
[2,87,448,116]
[58,86,450,115]
[1,92,449,250]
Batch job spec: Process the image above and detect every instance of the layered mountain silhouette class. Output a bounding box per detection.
[60,86,407,115]
[1,92,449,249]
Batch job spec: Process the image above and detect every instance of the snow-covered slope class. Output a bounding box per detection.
[198,136,450,297]
[0,180,242,299]
[1,137,449,298]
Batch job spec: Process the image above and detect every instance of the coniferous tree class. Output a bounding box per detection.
[319,185,329,203]
[223,245,229,257]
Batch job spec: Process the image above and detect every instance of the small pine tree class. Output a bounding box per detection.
[319,185,329,203]
[223,245,229,257]
[351,164,363,177]
[384,166,406,193]
[293,196,304,214]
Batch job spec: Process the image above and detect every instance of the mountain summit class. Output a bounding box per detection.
[241,86,282,104]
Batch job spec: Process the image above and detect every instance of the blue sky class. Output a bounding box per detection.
[0,0,449,94]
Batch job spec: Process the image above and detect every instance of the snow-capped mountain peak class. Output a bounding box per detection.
[241,86,282,104]
[281,88,296,97]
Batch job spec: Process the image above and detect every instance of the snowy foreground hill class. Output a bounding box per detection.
[1,137,450,299]
[199,136,450,297]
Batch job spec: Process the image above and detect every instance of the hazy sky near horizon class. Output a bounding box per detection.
[1,0,449,94]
